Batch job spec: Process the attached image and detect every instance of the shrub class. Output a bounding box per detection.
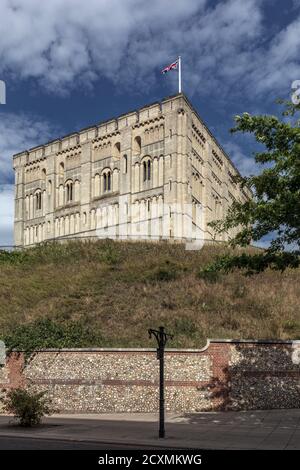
[174,318,197,336]
[151,266,178,281]
[3,318,104,358]
[197,268,220,283]
[0,249,29,265]
[2,388,53,427]
[146,259,182,282]
[99,242,120,265]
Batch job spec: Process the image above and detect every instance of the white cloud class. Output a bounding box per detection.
[0,112,54,185]
[0,184,14,246]
[222,141,259,176]
[0,0,204,93]
[0,0,298,98]
[0,111,55,245]
[248,16,300,97]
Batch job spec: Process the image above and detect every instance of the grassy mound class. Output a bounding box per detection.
[1,240,299,349]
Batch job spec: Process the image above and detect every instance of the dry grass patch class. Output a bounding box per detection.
[0,240,299,348]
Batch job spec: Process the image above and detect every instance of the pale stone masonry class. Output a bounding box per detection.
[13,93,250,247]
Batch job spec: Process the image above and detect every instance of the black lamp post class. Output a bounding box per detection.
[148,326,173,438]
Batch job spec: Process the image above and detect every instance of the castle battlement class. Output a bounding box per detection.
[13,93,250,247]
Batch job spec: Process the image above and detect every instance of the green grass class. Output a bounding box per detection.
[1,240,300,349]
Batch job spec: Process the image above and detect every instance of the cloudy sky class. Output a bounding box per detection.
[0,0,299,245]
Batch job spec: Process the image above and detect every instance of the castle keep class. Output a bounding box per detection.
[13,93,249,247]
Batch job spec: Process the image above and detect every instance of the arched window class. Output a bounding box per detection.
[66,181,73,202]
[103,170,112,192]
[48,179,52,195]
[123,155,127,174]
[143,158,151,182]
[59,162,64,177]
[133,136,141,155]
[35,191,42,211]
[113,142,121,159]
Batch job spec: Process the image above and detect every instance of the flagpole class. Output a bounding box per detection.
[178,56,182,93]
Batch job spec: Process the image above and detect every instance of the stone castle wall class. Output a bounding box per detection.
[1,340,300,413]
[13,93,250,247]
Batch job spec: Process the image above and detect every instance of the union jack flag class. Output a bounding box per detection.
[161,59,179,74]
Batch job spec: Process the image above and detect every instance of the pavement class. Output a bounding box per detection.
[0,409,300,450]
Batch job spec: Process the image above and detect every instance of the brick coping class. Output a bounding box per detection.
[6,338,300,354]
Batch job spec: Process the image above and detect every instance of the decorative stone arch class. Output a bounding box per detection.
[146,198,151,215]
[55,218,59,237]
[59,161,64,177]
[158,155,164,186]
[29,226,34,245]
[113,142,121,160]
[123,154,128,174]
[134,162,140,192]
[58,184,64,206]
[133,135,142,155]
[90,208,96,229]
[112,168,119,192]
[24,227,29,245]
[25,195,29,219]
[69,213,75,234]
[74,179,80,201]
[75,212,80,233]
[42,189,46,216]
[153,157,159,187]
[38,223,43,242]
[94,173,101,198]
[47,179,52,195]
[159,123,164,140]
[59,216,65,236]
[65,215,70,235]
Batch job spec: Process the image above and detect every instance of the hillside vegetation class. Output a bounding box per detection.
[0,240,299,350]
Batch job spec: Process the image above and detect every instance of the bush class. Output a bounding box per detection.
[151,266,178,281]
[146,259,183,282]
[99,242,120,265]
[2,388,53,427]
[3,318,104,358]
[0,249,29,265]
[197,268,220,283]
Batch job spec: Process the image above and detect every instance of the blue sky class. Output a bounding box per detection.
[0,0,300,246]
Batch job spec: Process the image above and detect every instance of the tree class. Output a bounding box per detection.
[208,102,300,274]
